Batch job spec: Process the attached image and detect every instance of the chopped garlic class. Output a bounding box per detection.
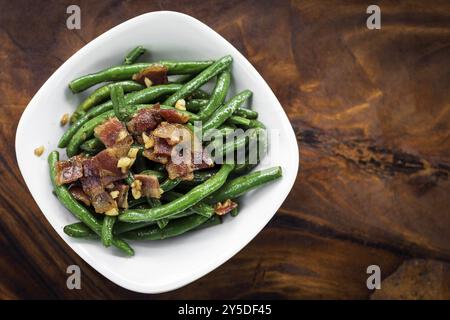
[60,113,69,126]
[127,147,139,159]
[131,180,142,199]
[175,99,186,111]
[144,77,153,87]
[142,132,154,149]
[117,157,132,173]
[105,207,119,216]
[34,146,45,157]
[110,191,120,199]
[116,129,128,142]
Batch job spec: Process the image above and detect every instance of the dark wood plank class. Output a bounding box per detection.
[0,0,449,298]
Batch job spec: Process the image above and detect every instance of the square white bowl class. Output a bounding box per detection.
[15,11,299,294]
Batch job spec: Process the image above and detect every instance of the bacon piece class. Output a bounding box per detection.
[55,155,84,185]
[106,182,129,209]
[166,161,194,181]
[91,191,117,214]
[214,199,238,216]
[94,117,132,148]
[193,149,215,170]
[126,106,162,137]
[68,185,91,206]
[142,136,173,164]
[153,122,192,145]
[93,149,127,185]
[134,174,162,199]
[132,64,169,86]
[159,109,190,124]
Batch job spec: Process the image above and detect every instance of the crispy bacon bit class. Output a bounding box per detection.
[55,155,84,185]
[134,174,162,199]
[94,117,133,148]
[126,106,162,137]
[132,64,168,86]
[93,149,127,184]
[214,199,238,216]
[193,149,215,170]
[91,191,117,214]
[106,182,129,209]
[68,185,91,206]
[166,161,194,181]
[152,122,193,146]
[159,109,190,124]
[143,149,169,164]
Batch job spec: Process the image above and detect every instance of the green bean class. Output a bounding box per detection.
[69,61,214,93]
[186,99,208,112]
[202,90,252,133]
[59,84,182,148]
[123,46,146,65]
[111,86,127,121]
[228,115,265,129]
[206,166,282,204]
[79,137,104,153]
[122,214,210,240]
[230,207,239,217]
[170,74,196,84]
[164,55,233,106]
[64,222,98,239]
[178,170,218,188]
[119,164,235,223]
[48,151,134,256]
[70,81,145,123]
[160,178,181,192]
[139,169,166,181]
[198,70,231,120]
[163,191,214,218]
[232,108,258,119]
[101,216,116,247]
[189,88,210,99]
[233,163,258,175]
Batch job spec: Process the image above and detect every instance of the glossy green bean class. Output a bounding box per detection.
[160,178,181,192]
[228,115,266,129]
[121,214,210,240]
[123,46,146,65]
[48,151,134,256]
[64,222,98,239]
[70,81,144,123]
[232,108,258,119]
[197,70,231,120]
[178,170,218,188]
[69,60,214,93]
[206,166,282,204]
[119,164,235,223]
[164,55,233,106]
[79,137,104,153]
[101,216,116,247]
[111,86,127,121]
[163,191,215,218]
[202,90,252,133]
[59,84,182,148]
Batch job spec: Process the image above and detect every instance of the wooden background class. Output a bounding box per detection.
[1,0,449,299]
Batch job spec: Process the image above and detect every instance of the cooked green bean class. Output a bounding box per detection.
[230,207,239,217]
[101,216,116,247]
[202,90,252,133]
[228,115,266,129]
[189,88,210,99]
[69,60,215,93]
[79,137,104,153]
[139,169,167,181]
[123,46,146,65]
[207,166,282,204]
[198,70,231,120]
[48,151,134,256]
[164,55,233,106]
[111,86,128,121]
[122,214,210,240]
[163,191,215,218]
[232,108,258,119]
[59,84,182,148]
[186,99,208,112]
[178,170,218,188]
[160,178,181,192]
[119,164,235,223]
[70,81,145,123]
[64,222,98,239]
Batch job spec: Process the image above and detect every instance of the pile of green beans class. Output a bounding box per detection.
[50,47,282,256]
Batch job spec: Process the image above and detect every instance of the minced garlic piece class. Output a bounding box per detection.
[175,99,186,111]
[117,157,132,173]
[131,180,142,199]
[127,147,139,159]
[105,207,119,216]
[110,191,120,199]
[144,77,153,87]
[116,129,128,142]
[34,146,45,157]
[142,132,154,149]
[60,113,69,126]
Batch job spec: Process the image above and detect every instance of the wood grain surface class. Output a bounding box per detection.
[1,0,449,299]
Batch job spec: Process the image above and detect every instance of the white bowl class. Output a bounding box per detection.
[15,11,299,294]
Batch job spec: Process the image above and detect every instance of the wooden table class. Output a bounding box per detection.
[1,0,449,299]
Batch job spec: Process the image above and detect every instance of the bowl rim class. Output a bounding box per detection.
[15,10,299,294]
